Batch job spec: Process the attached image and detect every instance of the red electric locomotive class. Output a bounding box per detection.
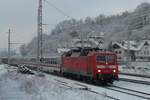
[62,47,118,84]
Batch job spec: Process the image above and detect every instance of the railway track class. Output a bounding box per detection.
[52,73,150,100]
[54,79,119,100]
[119,78,150,85]
[119,72,150,78]
[119,72,150,85]
[108,85,150,100]
[54,78,150,100]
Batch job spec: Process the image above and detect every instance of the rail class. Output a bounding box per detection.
[107,85,150,100]
[119,78,150,85]
[119,72,150,78]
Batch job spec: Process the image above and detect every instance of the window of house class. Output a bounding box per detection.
[147,51,149,55]
[119,51,121,54]
[144,51,146,55]
[145,47,148,49]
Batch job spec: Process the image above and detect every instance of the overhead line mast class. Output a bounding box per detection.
[8,29,11,67]
[37,0,43,63]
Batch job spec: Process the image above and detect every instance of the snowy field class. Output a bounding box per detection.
[0,64,150,100]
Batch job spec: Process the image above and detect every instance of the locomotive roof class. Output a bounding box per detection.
[63,47,114,57]
[69,47,112,53]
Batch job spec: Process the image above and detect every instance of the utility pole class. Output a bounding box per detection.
[127,25,131,67]
[8,29,11,67]
[37,0,43,63]
[81,32,84,49]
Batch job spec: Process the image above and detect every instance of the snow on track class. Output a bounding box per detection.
[114,81,150,96]
[119,74,150,83]
[0,64,7,76]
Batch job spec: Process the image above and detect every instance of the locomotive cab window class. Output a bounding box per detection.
[107,55,115,63]
[96,55,106,62]
[96,55,115,63]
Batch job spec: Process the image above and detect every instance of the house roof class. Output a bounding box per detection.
[136,40,150,50]
[112,40,139,51]
[112,40,150,51]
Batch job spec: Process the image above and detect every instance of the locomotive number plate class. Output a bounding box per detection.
[103,70,110,72]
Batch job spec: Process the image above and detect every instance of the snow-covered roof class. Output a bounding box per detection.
[112,40,139,51]
[136,40,150,50]
[112,39,150,51]
[57,48,70,53]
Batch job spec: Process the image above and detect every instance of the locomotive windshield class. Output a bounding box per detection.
[96,55,115,63]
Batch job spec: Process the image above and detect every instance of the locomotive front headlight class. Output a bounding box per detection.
[113,70,116,73]
[98,70,101,72]
[109,65,116,68]
[97,65,105,68]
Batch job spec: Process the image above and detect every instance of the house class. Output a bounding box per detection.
[111,40,138,62]
[134,40,150,61]
[112,40,150,62]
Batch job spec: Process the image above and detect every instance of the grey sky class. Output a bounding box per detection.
[0,0,150,51]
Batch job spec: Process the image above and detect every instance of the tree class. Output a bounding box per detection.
[20,44,27,57]
[69,31,78,38]
[135,2,150,13]
[0,51,8,57]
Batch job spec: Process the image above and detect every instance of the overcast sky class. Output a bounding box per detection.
[0,0,150,51]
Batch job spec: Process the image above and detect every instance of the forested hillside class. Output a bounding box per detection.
[20,3,150,56]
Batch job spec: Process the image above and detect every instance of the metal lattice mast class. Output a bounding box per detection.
[8,29,11,67]
[37,0,43,63]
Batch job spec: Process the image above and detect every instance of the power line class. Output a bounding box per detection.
[44,0,73,19]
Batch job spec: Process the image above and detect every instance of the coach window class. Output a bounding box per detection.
[47,59,50,64]
[48,59,51,64]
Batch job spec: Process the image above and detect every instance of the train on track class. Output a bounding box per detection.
[1,47,118,84]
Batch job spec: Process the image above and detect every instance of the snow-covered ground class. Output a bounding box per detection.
[119,64,150,75]
[0,64,105,100]
[0,64,150,100]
